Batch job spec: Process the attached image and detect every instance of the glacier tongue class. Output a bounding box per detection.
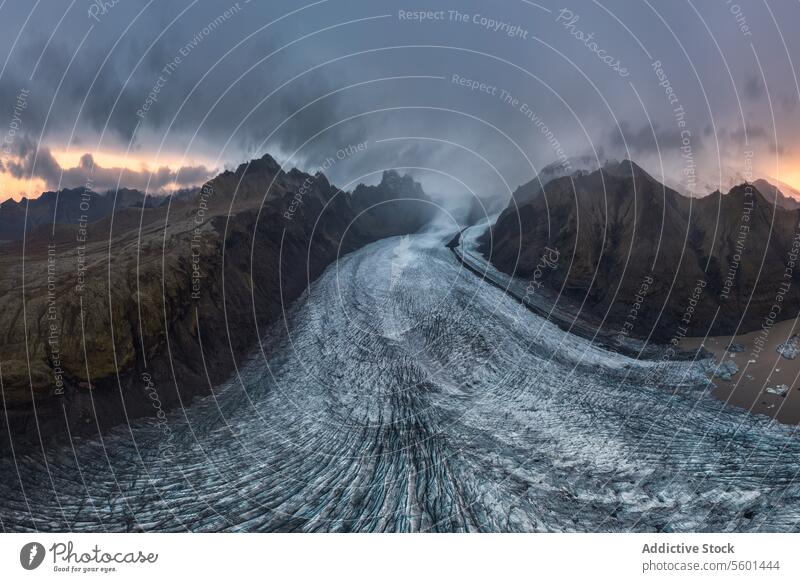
[1,229,799,532]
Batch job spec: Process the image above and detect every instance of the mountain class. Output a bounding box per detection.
[0,154,433,449]
[0,187,168,241]
[480,160,800,341]
[510,155,605,206]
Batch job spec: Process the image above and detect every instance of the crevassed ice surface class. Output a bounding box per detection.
[2,228,800,532]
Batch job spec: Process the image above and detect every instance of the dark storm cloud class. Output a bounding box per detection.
[0,0,369,172]
[1,134,62,183]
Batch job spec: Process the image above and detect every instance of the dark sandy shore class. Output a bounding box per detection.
[452,220,704,361]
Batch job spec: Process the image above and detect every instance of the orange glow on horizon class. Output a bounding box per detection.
[1,148,216,202]
[49,149,211,173]
[0,174,49,202]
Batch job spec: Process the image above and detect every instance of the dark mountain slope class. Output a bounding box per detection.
[0,187,173,241]
[481,160,800,341]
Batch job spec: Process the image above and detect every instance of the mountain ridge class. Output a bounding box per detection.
[0,153,434,451]
[481,159,800,341]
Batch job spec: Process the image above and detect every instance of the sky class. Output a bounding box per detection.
[1,0,799,206]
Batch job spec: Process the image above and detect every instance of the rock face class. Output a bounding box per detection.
[481,160,800,341]
[0,154,433,450]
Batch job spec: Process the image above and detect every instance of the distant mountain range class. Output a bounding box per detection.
[481,160,800,340]
[509,156,800,211]
[0,187,200,241]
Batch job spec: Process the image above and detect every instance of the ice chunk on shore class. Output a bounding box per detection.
[776,335,800,359]
[766,384,790,397]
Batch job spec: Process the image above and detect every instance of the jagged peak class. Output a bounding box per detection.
[539,154,610,178]
[598,159,654,181]
[351,170,426,201]
[259,152,280,168]
[234,152,282,177]
[380,169,408,185]
[313,171,331,190]
[539,159,662,193]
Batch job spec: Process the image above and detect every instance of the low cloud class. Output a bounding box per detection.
[729,124,768,143]
[2,135,216,194]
